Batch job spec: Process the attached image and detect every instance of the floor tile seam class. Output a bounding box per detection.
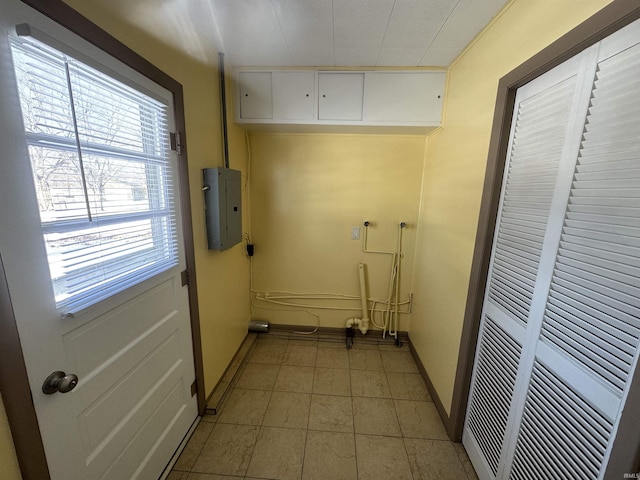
[216,420,265,427]
[250,424,309,480]
[401,436,420,480]
[453,442,480,480]
[315,364,350,370]
[308,391,353,398]
[246,360,284,366]
[207,338,258,415]
[388,380,407,441]
[356,431,403,439]
[384,369,420,374]
[352,426,359,480]
[170,465,189,473]
[213,340,264,418]
[399,432,453,440]
[256,422,314,432]
[306,426,355,434]
[402,438,471,480]
[184,422,217,473]
[348,362,354,398]
[300,407,310,480]
[231,386,277,392]
[349,394,393,399]
[390,396,435,402]
[311,390,351,397]
[383,369,434,402]
[243,424,266,478]
[391,399,446,440]
[304,353,316,472]
[403,436,460,445]
[273,388,314,394]
[217,387,272,427]
[354,432,415,480]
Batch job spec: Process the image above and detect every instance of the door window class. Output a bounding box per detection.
[10,36,178,315]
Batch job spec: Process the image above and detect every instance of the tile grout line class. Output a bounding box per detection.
[348,342,360,480]
[298,343,319,480]
[242,335,283,479]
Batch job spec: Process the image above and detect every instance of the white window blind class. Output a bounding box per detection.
[10,35,178,315]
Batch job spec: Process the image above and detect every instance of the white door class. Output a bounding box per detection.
[463,19,640,480]
[0,2,198,479]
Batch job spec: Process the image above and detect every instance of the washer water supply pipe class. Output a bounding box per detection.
[345,264,369,348]
[361,221,406,343]
[249,222,410,345]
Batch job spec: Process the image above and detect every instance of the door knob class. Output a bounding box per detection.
[42,371,78,394]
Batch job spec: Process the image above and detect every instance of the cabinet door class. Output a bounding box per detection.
[363,72,444,123]
[318,73,364,121]
[239,71,272,119]
[273,71,315,121]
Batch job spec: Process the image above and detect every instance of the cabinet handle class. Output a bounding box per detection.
[245,93,248,97]
[306,94,309,97]
[322,94,326,98]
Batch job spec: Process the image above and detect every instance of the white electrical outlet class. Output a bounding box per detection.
[351,226,360,240]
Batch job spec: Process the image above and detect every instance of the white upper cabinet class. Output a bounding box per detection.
[318,72,364,121]
[238,71,272,119]
[234,69,446,133]
[272,71,315,121]
[363,72,444,124]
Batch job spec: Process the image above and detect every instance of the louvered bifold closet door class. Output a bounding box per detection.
[505,21,640,480]
[462,52,587,480]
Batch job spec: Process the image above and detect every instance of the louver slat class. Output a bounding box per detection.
[467,317,522,476]
[487,77,576,324]
[540,44,640,396]
[509,363,613,480]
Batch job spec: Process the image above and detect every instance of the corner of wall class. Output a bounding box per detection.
[406,0,616,418]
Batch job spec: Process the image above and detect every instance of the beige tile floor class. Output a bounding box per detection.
[169,332,479,480]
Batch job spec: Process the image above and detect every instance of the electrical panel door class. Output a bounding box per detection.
[203,168,242,251]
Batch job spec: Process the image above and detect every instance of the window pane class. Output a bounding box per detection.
[11,41,75,139]
[46,217,174,305]
[82,153,156,217]
[11,36,178,314]
[68,60,169,156]
[28,145,88,222]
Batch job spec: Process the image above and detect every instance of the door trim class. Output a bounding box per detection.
[0,1,205,478]
[451,0,640,446]
[0,253,50,479]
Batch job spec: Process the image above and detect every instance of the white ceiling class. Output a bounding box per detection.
[79,0,509,68]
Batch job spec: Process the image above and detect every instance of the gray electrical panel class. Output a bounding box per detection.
[203,168,242,251]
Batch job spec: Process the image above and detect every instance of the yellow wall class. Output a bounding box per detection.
[0,397,21,480]
[60,0,251,395]
[410,0,615,415]
[249,133,425,332]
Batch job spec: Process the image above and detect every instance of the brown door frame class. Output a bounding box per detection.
[0,1,205,478]
[450,0,640,463]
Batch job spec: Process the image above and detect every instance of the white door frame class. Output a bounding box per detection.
[0,1,205,478]
[450,0,640,469]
